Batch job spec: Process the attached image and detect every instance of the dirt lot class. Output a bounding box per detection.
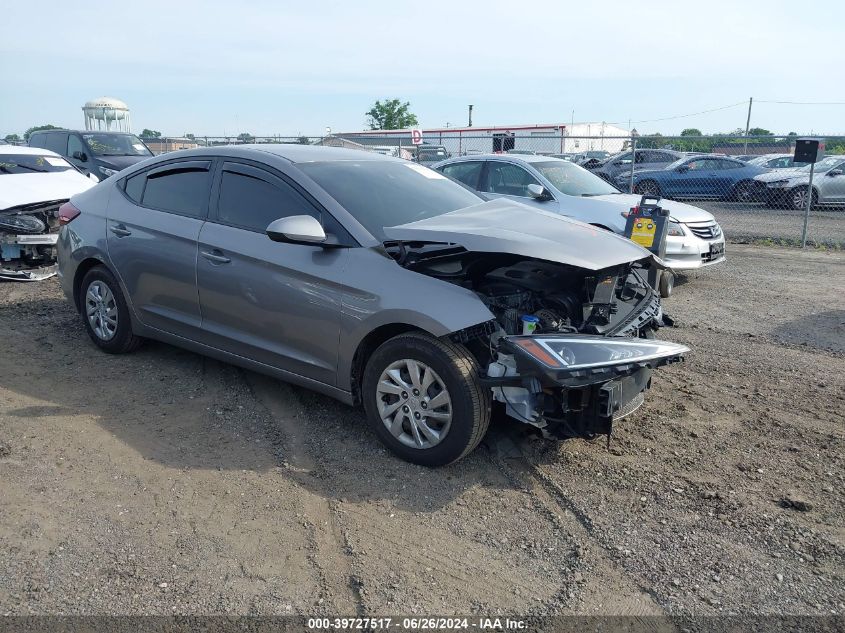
[0,244,843,620]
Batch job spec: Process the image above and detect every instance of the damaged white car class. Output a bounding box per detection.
[1,146,96,281]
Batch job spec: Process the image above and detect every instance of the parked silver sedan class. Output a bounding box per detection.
[57,145,687,466]
[755,155,845,209]
[434,154,726,289]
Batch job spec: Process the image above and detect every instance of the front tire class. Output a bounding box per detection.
[362,332,491,466]
[790,186,817,211]
[80,266,142,354]
[733,180,757,203]
[658,270,675,298]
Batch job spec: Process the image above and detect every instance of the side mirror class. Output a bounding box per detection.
[526,183,552,200]
[827,169,843,177]
[676,165,690,173]
[72,151,88,162]
[266,215,327,245]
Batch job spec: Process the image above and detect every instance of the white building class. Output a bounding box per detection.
[339,123,631,156]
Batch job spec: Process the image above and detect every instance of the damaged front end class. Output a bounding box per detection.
[386,240,688,441]
[0,200,64,281]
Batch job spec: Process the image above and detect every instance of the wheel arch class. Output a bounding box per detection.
[72,257,111,312]
[349,323,429,405]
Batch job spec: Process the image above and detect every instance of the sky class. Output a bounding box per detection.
[2,0,844,138]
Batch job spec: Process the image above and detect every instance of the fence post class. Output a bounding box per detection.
[628,136,637,194]
[800,161,816,248]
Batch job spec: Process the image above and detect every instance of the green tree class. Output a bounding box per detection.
[366,99,418,130]
[24,124,62,141]
[185,133,195,140]
[680,128,702,136]
[748,127,772,136]
[297,136,311,145]
[237,132,255,143]
[140,129,161,138]
[4,133,21,143]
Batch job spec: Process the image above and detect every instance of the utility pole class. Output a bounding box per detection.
[468,105,473,128]
[743,97,753,152]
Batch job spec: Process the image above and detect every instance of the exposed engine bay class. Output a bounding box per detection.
[0,200,63,281]
[385,241,684,441]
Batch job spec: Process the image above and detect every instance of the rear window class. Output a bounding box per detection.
[141,166,210,217]
[0,154,74,175]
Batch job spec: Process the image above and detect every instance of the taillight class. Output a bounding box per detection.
[58,202,81,226]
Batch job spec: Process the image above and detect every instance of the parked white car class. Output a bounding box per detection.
[434,154,726,293]
[0,146,97,280]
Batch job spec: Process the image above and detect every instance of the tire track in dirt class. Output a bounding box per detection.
[247,374,364,616]
[485,430,670,621]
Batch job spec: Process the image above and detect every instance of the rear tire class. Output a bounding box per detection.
[80,266,143,354]
[362,332,491,466]
[635,180,661,197]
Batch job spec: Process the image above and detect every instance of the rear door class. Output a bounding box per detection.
[107,159,212,338]
[438,161,485,191]
[196,161,348,384]
[823,160,845,201]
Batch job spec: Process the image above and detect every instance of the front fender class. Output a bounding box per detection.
[336,248,494,391]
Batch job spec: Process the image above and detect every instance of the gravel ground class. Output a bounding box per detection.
[0,243,843,623]
[690,201,843,247]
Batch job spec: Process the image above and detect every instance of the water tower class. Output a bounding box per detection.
[82,97,131,132]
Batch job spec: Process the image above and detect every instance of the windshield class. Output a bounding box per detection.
[0,154,74,175]
[82,134,152,157]
[298,160,483,240]
[533,161,620,196]
[796,156,844,173]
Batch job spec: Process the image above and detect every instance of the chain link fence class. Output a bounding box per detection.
[139,133,845,248]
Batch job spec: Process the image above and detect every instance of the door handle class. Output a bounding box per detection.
[201,250,231,264]
[109,224,131,237]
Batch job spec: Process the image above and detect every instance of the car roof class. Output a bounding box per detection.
[127,144,401,165]
[31,129,137,136]
[438,153,560,165]
[0,145,61,157]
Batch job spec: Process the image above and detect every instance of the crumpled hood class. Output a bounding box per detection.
[383,199,656,271]
[588,193,716,223]
[0,171,95,211]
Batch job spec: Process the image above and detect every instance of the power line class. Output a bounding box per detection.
[757,100,845,105]
[606,101,747,127]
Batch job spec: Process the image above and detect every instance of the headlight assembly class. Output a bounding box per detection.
[510,336,690,371]
[667,220,685,237]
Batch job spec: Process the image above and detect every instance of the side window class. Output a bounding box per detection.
[440,162,483,189]
[635,151,652,164]
[29,133,45,148]
[67,135,86,158]
[655,152,676,163]
[484,162,540,197]
[773,157,792,168]
[45,133,68,155]
[719,159,742,170]
[217,167,318,233]
[123,173,145,203]
[141,162,211,217]
[686,159,718,171]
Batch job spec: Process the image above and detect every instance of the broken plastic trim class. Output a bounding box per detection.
[0,264,58,282]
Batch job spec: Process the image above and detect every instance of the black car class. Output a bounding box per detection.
[28,130,153,181]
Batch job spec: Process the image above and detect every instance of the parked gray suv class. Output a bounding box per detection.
[57,145,687,466]
[29,129,153,182]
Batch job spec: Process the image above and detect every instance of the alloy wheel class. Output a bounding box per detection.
[85,280,118,341]
[375,359,453,449]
